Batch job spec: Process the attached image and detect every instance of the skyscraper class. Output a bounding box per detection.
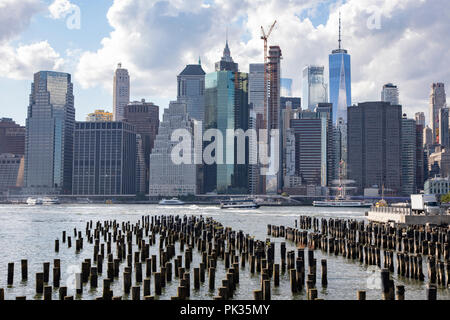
[267,45,283,193]
[415,112,425,127]
[215,38,238,72]
[72,121,137,195]
[329,14,351,125]
[347,102,402,195]
[401,115,417,196]
[429,83,446,144]
[281,78,293,97]
[149,102,197,197]
[416,123,425,191]
[177,63,206,122]
[302,65,328,111]
[249,63,265,116]
[381,83,399,105]
[124,99,160,194]
[25,71,75,194]
[439,107,449,147]
[424,125,433,148]
[113,63,130,121]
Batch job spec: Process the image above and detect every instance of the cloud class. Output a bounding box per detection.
[48,0,78,19]
[0,41,65,80]
[0,0,44,43]
[74,0,450,121]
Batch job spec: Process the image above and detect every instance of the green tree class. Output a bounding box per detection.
[441,192,450,203]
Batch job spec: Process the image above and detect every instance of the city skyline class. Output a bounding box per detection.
[1,0,449,126]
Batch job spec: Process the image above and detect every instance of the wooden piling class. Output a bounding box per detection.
[7,262,14,286]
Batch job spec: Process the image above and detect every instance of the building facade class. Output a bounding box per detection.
[302,65,328,111]
[72,121,137,195]
[0,154,24,192]
[347,102,402,195]
[424,177,450,196]
[415,112,425,127]
[329,47,351,125]
[124,99,160,194]
[429,83,446,145]
[25,71,75,194]
[249,63,265,116]
[149,102,197,197]
[439,107,449,147]
[177,64,206,122]
[0,118,25,156]
[416,124,425,191]
[401,116,417,196]
[113,63,130,121]
[381,83,399,105]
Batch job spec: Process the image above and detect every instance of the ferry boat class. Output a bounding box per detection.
[42,197,60,205]
[159,198,186,206]
[26,197,43,206]
[220,199,260,209]
[313,199,372,208]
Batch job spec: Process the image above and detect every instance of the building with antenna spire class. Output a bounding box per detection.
[215,33,238,72]
[329,12,352,125]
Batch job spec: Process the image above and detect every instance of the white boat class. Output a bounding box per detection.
[26,197,43,206]
[220,199,260,209]
[42,197,60,205]
[313,200,372,208]
[159,198,186,205]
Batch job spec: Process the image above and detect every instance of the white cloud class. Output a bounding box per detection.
[0,41,65,80]
[0,0,43,43]
[48,0,77,19]
[74,0,450,121]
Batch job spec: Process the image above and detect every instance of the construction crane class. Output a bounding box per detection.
[261,20,277,130]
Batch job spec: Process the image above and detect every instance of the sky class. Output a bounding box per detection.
[0,0,449,126]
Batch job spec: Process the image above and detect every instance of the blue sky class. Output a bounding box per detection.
[1,0,449,126]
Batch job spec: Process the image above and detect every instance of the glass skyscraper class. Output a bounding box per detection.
[329,47,351,124]
[302,66,328,111]
[25,71,75,194]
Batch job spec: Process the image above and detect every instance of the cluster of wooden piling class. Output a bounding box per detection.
[269,216,450,300]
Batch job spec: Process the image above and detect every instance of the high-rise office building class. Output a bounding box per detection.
[215,38,238,72]
[249,63,265,116]
[25,71,75,194]
[401,116,417,196]
[381,83,399,105]
[290,108,332,187]
[86,110,113,122]
[267,46,283,193]
[316,103,335,186]
[204,70,249,194]
[72,121,137,195]
[424,125,433,148]
[415,112,425,127]
[113,63,130,121]
[302,65,328,111]
[177,63,206,122]
[347,102,402,195]
[416,124,425,191]
[281,78,293,97]
[123,99,160,194]
[0,118,25,156]
[329,14,351,125]
[439,107,449,147]
[429,83,446,144]
[149,102,197,197]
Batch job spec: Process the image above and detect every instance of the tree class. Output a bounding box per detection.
[440,192,450,203]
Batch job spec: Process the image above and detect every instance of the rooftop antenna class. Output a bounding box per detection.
[338,11,342,50]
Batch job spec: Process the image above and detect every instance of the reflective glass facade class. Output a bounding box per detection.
[329,50,351,125]
[25,71,74,194]
[302,66,327,111]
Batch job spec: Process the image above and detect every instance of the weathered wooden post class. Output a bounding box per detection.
[21,260,28,282]
[396,285,405,300]
[44,286,52,300]
[7,263,14,286]
[90,267,98,288]
[59,287,67,300]
[154,272,162,296]
[132,286,140,300]
[273,264,280,287]
[36,272,44,294]
[426,284,437,300]
[209,267,215,290]
[144,278,151,296]
[53,267,60,288]
[357,290,366,300]
[194,268,200,290]
[321,259,328,287]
